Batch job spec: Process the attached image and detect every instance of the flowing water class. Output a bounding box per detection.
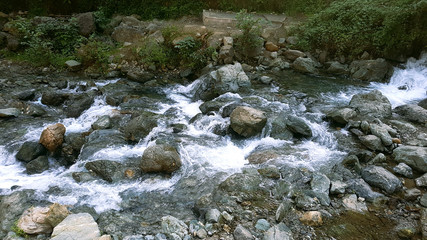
[0,54,426,213]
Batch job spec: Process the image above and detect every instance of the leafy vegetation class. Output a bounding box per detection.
[234,9,266,60]
[294,0,426,59]
[11,219,27,238]
[77,38,115,72]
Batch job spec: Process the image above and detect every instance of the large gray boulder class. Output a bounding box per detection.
[292,57,317,74]
[234,224,253,240]
[347,178,385,202]
[327,108,356,124]
[51,213,100,240]
[359,135,384,152]
[123,112,158,142]
[140,144,182,173]
[26,156,49,174]
[361,166,402,194]
[161,215,188,239]
[16,141,47,162]
[326,61,349,75]
[349,58,393,82]
[263,223,294,240]
[349,90,392,119]
[283,49,305,61]
[370,123,393,146]
[64,93,94,118]
[79,130,126,160]
[286,115,312,138]
[41,91,69,106]
[230,106,267,137]
[392,145,427,173]
[111,16,147,43]
[270,113,293,140]
[192,62,251,101]
[394,104,427,123]
[85,160,123,183]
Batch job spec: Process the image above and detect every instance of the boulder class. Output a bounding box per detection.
[92,115,111,130]
[283,49,305,61]
[218,45,234,64]
[51,213,100,240]
[14,90,36,101]
[17,207,52,235]
[76,12,95,37]
[0,108,20,118]
[255,219,271,231]
[326,61,349,75]
[247,150,279,164]
[39,123,66,152]
[393,163,413,178]
[65,60,81,71]
[292,57,317,74]
[263,223,294,240]
[342,194,368,212]
[16,141,47,162]
[111,16,146,43]
[394,104,427,123]
[123,112,158,142]
[64,93,95,118]
[230,106,267,137]
[41,91,69,106]
[205,209,221,223]
[286,115,312,138]
[140,144,182,173]
[392,145,427,173]
[346,178,385,202]
[234,224,253,240]
[422,209,427,239]
[270,113,294,140]
[311,173,330,206]
[192,62,251,101]
[327,108,356,125]
[85,160,123,183]
[359,135,384,152]
[26,156,49,174]
[361,165,402,194]
[419,98,427,109]
[369,123,393,146]
[161,215,188,239]
[260,76,273,84]
[349,90,392,119]
[79,130,126,160]
[415,173,427,187]
[46,203,70,227]
[330,181,347,195]
[349,58,393,82]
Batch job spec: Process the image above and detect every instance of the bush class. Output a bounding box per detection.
[137,40,171,67]
[234,9,265,60]
[77,39,115,72]
[294,0,427,59]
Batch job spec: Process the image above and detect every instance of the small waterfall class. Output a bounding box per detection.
[370,53,427,107]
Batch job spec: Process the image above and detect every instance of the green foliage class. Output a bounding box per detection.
[77,39,115,72]
[11,220,27,238]
[175,37,215,69]
[234,9,265,60]
[93,7,111,32]
[137,40,171,67]
[162,26,181,48]
[294,0,427,58]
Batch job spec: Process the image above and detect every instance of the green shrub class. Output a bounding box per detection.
[11,219,27,238]
[234,9,265,60]
[77,39,115,72]
[175,36,216,69]
[137,40,171,67]
[294,0,426,59]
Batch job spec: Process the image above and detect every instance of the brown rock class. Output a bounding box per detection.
[247,150,279,164]
[265,41,279,52]
[39,123,66,152]
[230,106,267,138]
[46,203,69,227]
[18,207,52,235]
[283,49,306,61]
[299,211,323,226]
[140,144,182,173]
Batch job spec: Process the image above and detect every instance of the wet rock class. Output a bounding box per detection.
[311,173,330,206]
[368,153,386,164]
[258,166,281,179]
[61,133,86,165]
[420,194,427,207]
[415,173,427,187]
[85,160,123,183]
[327,108,356,125]
[361,166,402,194]
[300,211,323,226]
[65,60,82,71]
[260,76,273,84]
[283,49,305,61]
[393,163,413,178]
[80,130,126,160]
[46,203,70,227]
[218,45,234,64]
[419,98,427,109]
[92,115,111,130]
[0,108,21,117]
[286,115,312,138]
[14,90,36,101]
[347,178,385,202]
[359,135,384,152]
[111,17,146,43]
[342,194,368,212]
[199,100,227,114]
[292,57,317,74]
[39,123,66,152]
[140,144,182,173]
[349,58,393,82]
[421,208,427,239]
[263,223,293,240]
[192,62,251,101]
[123,112,158,142]
[24,104,46,117]
[17,207,52,235]
[392,145,427,173]
[26,156,49,174]
[64,93,95,118]
[230,106,267,137]
[16,141,47,163]
[369,123,393,146]
[233,224,253,240]
[394,104,427,123]
[247,150,279,164]
[41,91,69,106]
[76,12,95,37]
[275,200,292,222]
[126,70,154,83]
[51,213,100,240]
[295,193,320,210]
[349,90,392,119]
[205,209,221,223]
[161,215,188,239]
[255,219,270,231]
[270,113,294,140]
